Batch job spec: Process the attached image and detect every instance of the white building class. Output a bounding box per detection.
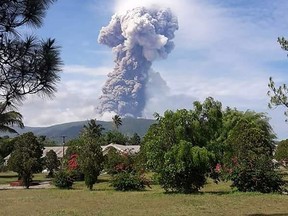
[4,144,140,165]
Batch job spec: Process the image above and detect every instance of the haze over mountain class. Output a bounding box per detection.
[7,118,155,144]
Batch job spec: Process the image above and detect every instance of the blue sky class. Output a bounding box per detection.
[18,0,288,139]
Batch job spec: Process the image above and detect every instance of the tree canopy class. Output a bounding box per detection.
[275,139,288,163]
[143,97,222,192]
[0,0,61,110]
[8,132,44,188]
[267,37,288,120]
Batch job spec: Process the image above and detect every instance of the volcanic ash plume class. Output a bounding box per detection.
[97,7,178,117]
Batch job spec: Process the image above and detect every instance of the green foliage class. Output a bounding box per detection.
[0,155,4,168]
[278,37,288,51]
[105,148,149,191]
[0,0,61,108]
[229,157,285,193]
[104,130,128,145]
[128,133,141,145]
[110,172,147,191]
[0,104,24,133]
[81,119,104,139]
[144,97,223,193]
[0,137,14,158]
[221,115,284,193]
[104,148,124,174]
[8,132,44,188]
[44,150,60,178]
[275,139,288,163]
[159,141,214,193]
[53,170,74,189]
[112,115,122,130]
[268,77,288,119]
[38,135,58,147]
[267,38,288,120]
[226,118,274,161]
[104,130,141,145]
[218,109,275,165]
[65,138,85,158]
[78,136,104,190]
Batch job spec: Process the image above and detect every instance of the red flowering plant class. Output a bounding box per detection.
[67,153,84,181]
[105,148,150,191]
[68,154,79,171]
[211,156,239,182]
[216,155,285,193]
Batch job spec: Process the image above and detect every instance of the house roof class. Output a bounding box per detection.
[101,143,140,155]
[4,144,140,162]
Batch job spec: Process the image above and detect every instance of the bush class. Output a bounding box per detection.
[110,172,149,191]
[159,141,214,193]
[53,170,74,189]
[105,148,150,191]
[275,139,288,165]
[67,154,84,181]
[229,158,285,193]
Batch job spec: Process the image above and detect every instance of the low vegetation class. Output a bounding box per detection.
[0,173,288,216]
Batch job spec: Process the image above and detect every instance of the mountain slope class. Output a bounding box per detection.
[9,118,155,144]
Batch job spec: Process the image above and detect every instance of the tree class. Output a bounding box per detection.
[223,115,284,193]
[78,136,104,190]
[267,37,288,119]
[38,135,57,146]
[160,141,214,193]
[128,133,141,145]
[0,0,62,111]
[220,109,275,162]
[112,115,122,130]
[0,136,15,159]
[0,103,24,133]
[275,139,288,165]
[44,150,60,177]
[8,132,44,188]
[104,130,128,145]
[81,119,104,139]
[143,97,222,193]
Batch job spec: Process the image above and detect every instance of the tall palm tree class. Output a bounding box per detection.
[0,103,24,134]
[82,119,104,139]
[112,115,122,130]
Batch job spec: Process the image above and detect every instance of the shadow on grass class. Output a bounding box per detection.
[163,190,233,195]
[96,178,110,183]
[247,214,288,216]
[0,174,18,178]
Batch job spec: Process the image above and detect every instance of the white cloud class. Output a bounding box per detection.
[63,65,111,77]
[18,68,107,126]
[113,0,288,139]
[16,1,288,140]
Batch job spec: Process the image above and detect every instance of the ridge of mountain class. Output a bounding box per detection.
[9,118,156,144]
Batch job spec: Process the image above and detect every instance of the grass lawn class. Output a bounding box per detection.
[0,172,287,216]
[0,172,51,185]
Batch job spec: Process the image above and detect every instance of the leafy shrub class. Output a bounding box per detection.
[220,156,285,193]
[110,172,149,191]
[159,141,214,193]
[104,148,124,174]
[106,148,150,191]
[229,158,285,193]
[78,136,104,190]
[67,154,84,181]
[53,170,74,189]
[275,139,288,166]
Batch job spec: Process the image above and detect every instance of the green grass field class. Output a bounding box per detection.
[0,172,288,216]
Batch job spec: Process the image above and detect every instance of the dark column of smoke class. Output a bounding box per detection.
[97,7,178,117]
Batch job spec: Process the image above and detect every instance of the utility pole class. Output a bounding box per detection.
[62,135,66,158]
[61,135,66,169]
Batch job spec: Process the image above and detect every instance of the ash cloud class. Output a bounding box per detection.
[97,6,178,117]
